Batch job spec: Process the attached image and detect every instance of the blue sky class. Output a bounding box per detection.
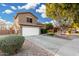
[0,3,52,24]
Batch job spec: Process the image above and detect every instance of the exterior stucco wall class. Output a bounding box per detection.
[17,13,37,25]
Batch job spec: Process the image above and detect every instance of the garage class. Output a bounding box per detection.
[22,26,40,36]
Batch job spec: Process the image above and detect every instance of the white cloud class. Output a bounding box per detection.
[3,9,13,14]
[45,21,50,24]
[17,6,22,9]
[41,21,50,24]
[1,4,6,6]
[36,4,46,18]
[0,18,12,25]
[11,6,17,10]
[6,21,12,25]
[41,20,60,27]
[41,13,46,18]
[0,18,6,22]
[18,3,39,10]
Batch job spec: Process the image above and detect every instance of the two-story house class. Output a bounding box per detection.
[14,12,44,36]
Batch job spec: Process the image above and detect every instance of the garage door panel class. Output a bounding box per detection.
[22,26,40,36]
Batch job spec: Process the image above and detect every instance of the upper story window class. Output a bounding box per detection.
[27,17,32,23]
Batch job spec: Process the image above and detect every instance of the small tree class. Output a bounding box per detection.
[45,23,53,30]
[46,3,79,32]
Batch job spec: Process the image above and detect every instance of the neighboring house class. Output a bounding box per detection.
[0,20,6,30]
[0,20,12,30]
[0,20,12,35]
[13,12,44,36]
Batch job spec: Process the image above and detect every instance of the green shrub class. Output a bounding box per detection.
[41,29,48,34]
[0,35,25,55]
[47,32,55,36]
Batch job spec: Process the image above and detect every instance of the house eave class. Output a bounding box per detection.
[14,12,38,19]
[19,24,43,27]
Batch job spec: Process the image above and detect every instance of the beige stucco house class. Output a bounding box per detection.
[0,20,6,30]
[13,12,45,36]
[0,20,13,35]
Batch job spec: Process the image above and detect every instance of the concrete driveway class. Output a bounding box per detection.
[25,35,79,56]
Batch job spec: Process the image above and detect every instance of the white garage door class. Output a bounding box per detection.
[22,26,40,36]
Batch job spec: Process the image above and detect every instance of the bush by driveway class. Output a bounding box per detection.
[0,35,53,56]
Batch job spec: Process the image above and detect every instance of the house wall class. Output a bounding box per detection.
[14,16,21,33]
[14,12,45,35]
[14,13,38,34]
[14,17,20,28]
[17,13,37,25]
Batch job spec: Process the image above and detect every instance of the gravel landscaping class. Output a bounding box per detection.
[0,39,53,56]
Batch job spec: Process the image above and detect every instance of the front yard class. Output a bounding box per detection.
[0,35,53,56]
[0,35,79,56]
